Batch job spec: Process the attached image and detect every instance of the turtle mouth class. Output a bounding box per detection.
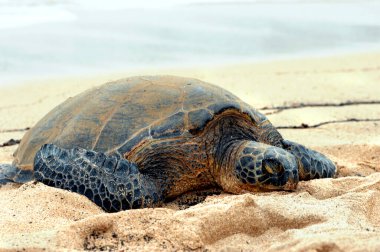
[283,179,298,191]
[255,172,298,191]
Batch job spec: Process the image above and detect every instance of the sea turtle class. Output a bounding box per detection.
[0,76,336,212]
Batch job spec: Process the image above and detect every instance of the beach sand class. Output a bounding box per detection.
[0,52,379,251]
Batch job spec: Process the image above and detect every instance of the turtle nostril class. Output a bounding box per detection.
[262,159,284,175]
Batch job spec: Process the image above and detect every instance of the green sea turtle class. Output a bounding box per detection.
[0,76,335,212]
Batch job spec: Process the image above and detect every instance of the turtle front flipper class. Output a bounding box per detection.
[0,164,34,185]
[282,140,336,180]
[34,144,162,212]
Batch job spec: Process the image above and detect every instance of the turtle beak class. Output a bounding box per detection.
[283,173,298,191]
[279,157,299,191]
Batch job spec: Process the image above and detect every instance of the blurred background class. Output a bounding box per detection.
[0,0,380,86]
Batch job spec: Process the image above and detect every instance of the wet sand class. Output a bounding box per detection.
[0,51,379,251]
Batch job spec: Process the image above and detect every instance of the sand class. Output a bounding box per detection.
[0,52,380,251]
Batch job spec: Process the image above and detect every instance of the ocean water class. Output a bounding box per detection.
[0,0,380,85]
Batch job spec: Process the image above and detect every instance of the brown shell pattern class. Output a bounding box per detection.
[14,76,267,170]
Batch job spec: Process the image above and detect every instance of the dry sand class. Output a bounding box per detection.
[0,52,380,251]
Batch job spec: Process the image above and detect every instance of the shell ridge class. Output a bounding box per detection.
[91,101,125,150]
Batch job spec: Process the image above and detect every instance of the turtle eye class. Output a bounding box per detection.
[262,159,284,175]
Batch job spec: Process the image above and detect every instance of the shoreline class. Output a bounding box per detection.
[3,48,380,88]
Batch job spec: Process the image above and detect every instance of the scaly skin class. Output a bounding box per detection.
[31,138,336,212]
[34,144,162,212]
[0,164,34,184]
[234,141,299,190]
[282,140,336,180]
[217,140,335,195]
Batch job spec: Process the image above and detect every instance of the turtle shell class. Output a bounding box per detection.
[14,76,269,170]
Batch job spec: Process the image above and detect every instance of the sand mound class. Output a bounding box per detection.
[0,169,379,251]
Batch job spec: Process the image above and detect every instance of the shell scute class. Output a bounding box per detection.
[116,128,151,156]
[207,101,241,115]
[188,109,214,133]
[151,112,186,139]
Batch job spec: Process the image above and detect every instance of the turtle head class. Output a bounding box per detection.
[220,141,299,193]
